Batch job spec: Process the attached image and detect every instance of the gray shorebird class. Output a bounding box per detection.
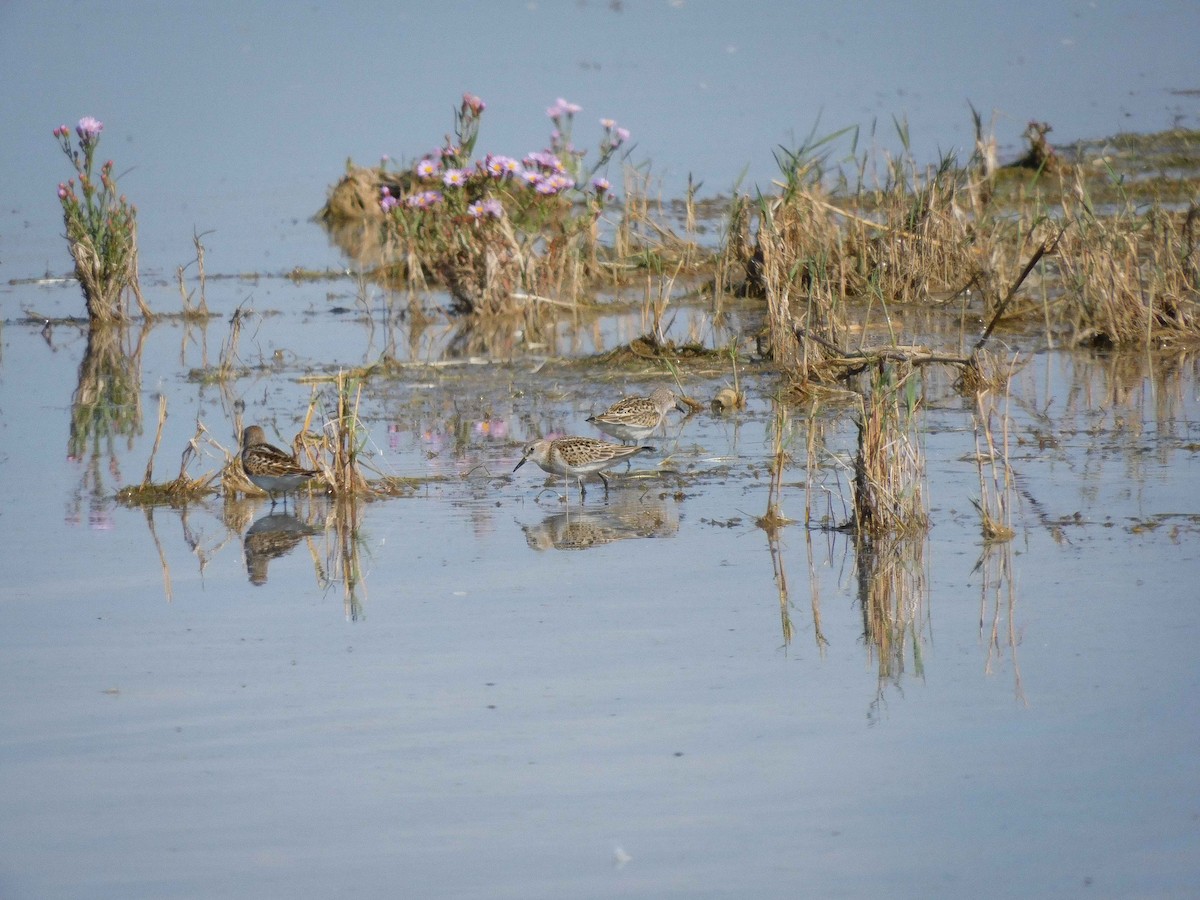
[240,424,321,509]
[514,436,654,498]
[587,387,688,444]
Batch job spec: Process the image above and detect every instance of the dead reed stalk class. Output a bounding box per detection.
[756,396,795,531]
[850,365,928,541]
[971,351,1018,543]
[305,371,372,498]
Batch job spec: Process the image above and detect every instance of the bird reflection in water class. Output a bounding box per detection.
[243,511,318,585]
[521,497,679,551]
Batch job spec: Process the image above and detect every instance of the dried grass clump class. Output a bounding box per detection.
[850,366,928,541]
[318,164,406,223]
[747,122,1020,386]
[313,372,373,497]
[116,399,218,506]
[1007,120,1059,173]
[752,190,846,378]
[749,116,1200,394]
[855,152,990,307]
[1058,183,1200,348]
[53,119,151,323]
[117,472,216,506]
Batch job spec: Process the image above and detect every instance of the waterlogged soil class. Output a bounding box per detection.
[2,263,1200,898]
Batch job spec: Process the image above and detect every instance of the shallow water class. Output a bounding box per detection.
[4,3,1200,896]
[2,269,1200,898]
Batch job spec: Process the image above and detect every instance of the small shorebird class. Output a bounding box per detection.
[240,424,321,509]
[587,387,688,444]
[514,436,654,498]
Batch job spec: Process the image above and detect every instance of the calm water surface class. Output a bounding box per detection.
[1,274,1198,898]
[2,2,1200,897]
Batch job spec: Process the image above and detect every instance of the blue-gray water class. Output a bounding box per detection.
[2,2,1200,898]
[3,0,1198,278]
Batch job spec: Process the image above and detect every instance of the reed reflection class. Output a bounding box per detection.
[66,324,146,525]
[314,495,370,621]
[856,533,930,721]
[974,542,1026,706]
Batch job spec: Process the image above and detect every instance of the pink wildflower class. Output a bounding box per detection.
[537,176,568,195]
[547,97,582,118]
[485,155,522,178]
[442,168,469,188]
[406,190,443,209]
[415,158,440,179]
[75,116,103,143]
[467,198,504,219]
[524,150,564,173]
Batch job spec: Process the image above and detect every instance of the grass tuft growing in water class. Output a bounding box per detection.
[53,117,150,323]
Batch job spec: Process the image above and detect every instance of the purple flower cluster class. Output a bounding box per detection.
[75,116,103,143]
[461,93,486,116]
[406,191,443,209]
[376,94,626,217]
[468,198,504,219]
[546,97,582,120]
[523,151,565,174]
[534,173,576,195]
[484,154,522,178]
[53,116,105,148]
[599,118,630,155]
